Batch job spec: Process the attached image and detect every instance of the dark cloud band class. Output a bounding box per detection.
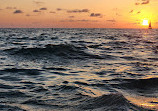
[13,10,23,14]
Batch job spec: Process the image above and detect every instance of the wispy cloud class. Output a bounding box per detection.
[56,8,90,14]
[69,16,75,18]
[33,10,41,12]
[50,11,56,13]
[135,3,140,5]
[61,19,98,22]
[106,19,116,22]
[33,1,44,5]
[141,0,150,4]
[6,7,16,10]
[13,10,23,14]
[60,20,75,22]
[137,11,141,14]
[33,7,47,13]
[135,0,150,5]
[40,7,47,10]
[56,8,64,11]
[90,13,102,18]
[26,14,37,17]
[67,9,89,13]
[129,10,133,13]
[116,13,121,16]
[77,19,96,22]
[26,14,31,17]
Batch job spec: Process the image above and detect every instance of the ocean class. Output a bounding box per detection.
[0,28,158,111]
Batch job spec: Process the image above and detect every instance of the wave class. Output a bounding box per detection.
[48,84,79,92]
[0,90,31,98]
[43,67,68,71]
[119,78,158,89]
[5,44,110,60]
[0,104,26,111]
[123,34,141,39]
[0,83,14,89]
[1,68,41,75]
[73,93,150,111]
[74,81,106,87]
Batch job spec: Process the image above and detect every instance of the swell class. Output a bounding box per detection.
[1,68,41,75]
[0,104,26,111]
[117,78,158,89]
[4,44,114,60]
[72,93,151,111]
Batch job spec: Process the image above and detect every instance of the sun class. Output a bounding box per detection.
[142,20,149,26]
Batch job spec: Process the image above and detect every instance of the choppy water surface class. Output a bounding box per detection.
[0,28,158,111]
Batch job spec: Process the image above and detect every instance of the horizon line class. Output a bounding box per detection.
[0,27,156,29]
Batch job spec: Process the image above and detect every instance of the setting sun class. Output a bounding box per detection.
[142,20,149,26]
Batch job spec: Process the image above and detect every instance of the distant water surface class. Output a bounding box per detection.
[0,28,158,111]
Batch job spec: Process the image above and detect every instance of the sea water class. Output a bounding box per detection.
[0,28,158,111]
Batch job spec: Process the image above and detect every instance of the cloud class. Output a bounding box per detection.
[67,9,89,13]
[135,0,150,5]
[13,10,23,14]
[33,8,47,12]
[50,11,56,13]
[135,3,140,5]
[40,7,47,10]
[141,0,150,4]
[6,7,16,9]
[60,19,98,22]
[33,10,41,12]
[129,10,141,14]
[56,8,90,14]
[56,8,64,11]
[106,19,116,22]
[116,13,121,16]
[26,14,37,17]
[60,20,75,22]
[90,13,102,17]
[26,14,31,17]
[129,10,133,13]
[33,1,44,4]
[137,11,141,14]
[77,19,92,22]
[69,16,75,18]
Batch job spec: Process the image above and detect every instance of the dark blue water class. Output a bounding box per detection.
[0,28,158,111]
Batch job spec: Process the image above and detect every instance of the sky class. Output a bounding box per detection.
[0,0,157,28]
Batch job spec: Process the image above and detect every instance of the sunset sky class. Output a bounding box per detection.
[0,0,157,28]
